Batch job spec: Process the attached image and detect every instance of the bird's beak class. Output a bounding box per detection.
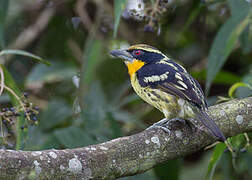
[110,49,133,62]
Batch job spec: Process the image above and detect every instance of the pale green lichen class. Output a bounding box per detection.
[175,130,182,139]
[151,136,160,148]
[236,115,243,124]
[49,152,57,159]
[99,146,108,150]
[32,151,42,156]
[33,160,42,175]
[60,165,65,171]
[220,110,226,116]
[145,139,150,144]
[68,158,82,174]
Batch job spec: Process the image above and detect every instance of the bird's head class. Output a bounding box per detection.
[110,44,165,77]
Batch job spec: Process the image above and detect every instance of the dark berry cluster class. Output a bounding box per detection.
[0,92,39,129]
[1,107,21,125]
[23,103,39,126]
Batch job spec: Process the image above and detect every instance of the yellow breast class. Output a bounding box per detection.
[130,73,180,118]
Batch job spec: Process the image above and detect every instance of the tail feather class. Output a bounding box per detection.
[197,109,226,142]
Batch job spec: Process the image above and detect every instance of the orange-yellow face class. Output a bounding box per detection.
[124,59,145,77]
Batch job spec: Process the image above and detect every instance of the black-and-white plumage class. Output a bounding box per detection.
[110,44,226,142]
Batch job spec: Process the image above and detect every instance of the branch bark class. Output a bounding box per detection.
[0,97,251,180]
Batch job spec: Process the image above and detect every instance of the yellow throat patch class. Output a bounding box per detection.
[125,60,145,77]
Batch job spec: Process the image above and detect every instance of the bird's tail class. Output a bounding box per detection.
[197,109,226,142]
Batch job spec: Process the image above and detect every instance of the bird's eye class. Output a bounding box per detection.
[134,50,142,56]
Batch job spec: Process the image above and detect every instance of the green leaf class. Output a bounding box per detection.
[40,100,73,130]
[206,143,226,180]
[81,40,102,85]
[78,39,103,132]
[228,82,252,98]
[81,83,107,132]
[1,65,21,99]
[0,49,50,65]
[177,2,204,43]
[240,23,252,54]
[54,127,94,148]
[111,109,139,123]
[229,0,249,15]
[41,134,61,150]
[229,134,246,149]
[24,127,47,150]
[117,94,139,107]
[113,0,126,38]
[191,70,241,85]
[236,73,252,98]
[106,111,123,138]
[26,61,76,86]
[0,0,8,48]
[1,65,27,150]
[0,0,8,26]
[206,0,251,94]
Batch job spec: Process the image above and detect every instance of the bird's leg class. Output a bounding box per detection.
[224,140,238,170]
[204,141,220,151]
[146,118,186,134]
[240,133,250,153]
[225,140,236,156]
[204,141,236,157]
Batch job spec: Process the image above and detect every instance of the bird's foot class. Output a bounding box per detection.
[240,133,250,153]
[146,118,186,135]
[146,118,171,134]
[204,141,220,151]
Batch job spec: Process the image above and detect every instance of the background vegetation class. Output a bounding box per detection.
[0,0,251,179]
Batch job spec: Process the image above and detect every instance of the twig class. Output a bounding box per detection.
[75,0,93,32]
[2,85,30,123]
[0,66,4,95]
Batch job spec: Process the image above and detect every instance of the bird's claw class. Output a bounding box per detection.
[240,133,250,153]
[146,118,186,135]
[146,118,170,134]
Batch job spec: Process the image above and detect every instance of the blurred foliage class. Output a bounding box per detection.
[113,0,127,37]
[206,143,226,180]
[0,0,251,179]
[206,0,251,94]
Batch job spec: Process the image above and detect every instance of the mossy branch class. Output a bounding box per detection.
[0,97,251,180]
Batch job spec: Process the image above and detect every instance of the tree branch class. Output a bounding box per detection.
[0,97,251,179]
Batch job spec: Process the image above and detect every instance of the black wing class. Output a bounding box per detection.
[137,63,207,108]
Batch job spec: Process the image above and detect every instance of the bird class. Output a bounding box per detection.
[110,44,226,142]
